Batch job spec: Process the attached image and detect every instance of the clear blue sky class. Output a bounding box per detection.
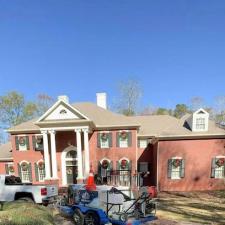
[0,0,225,109]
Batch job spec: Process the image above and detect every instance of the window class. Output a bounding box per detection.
[211,157,225,179]
[117,131,132,148]
[35,161,46,182]
[138,162,150,172]
[32,135,43,151]
[196,117,205,130]
[19,162,32,183]
[168,158,185,180]
[138,139,148,148]
[15,136,30,151]
[5,163,15,175]
[97,132,112,148]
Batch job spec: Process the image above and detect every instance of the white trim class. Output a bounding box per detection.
[193,108,209,115]
[170,157,183,180]
[36,159,45,182]
[19,160,29,165]
[19,160,31,183]
[75,129,84,180]
[119,157,130,163]
[84,129,90,176]
[49,130,58,179]
[40,126,89,132]
[7,162,15,175]
[36,100,90,123]
[41,130,51,179]
[61,147,77,186]
[215,155,225,158]
[156,142,159,191]
[135,130,138,171]
[100,158,111,164]
[171,156,182,159]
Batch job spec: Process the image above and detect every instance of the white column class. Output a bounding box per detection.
[41,130,51,179]
[83,128,90,176]
[75,128,83,180]
[49,130,58,179]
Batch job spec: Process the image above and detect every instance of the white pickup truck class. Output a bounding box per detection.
[0,175,58,205]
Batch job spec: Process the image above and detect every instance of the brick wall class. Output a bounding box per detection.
[158,138,225,191]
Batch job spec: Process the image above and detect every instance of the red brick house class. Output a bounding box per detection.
[0,93,224,191]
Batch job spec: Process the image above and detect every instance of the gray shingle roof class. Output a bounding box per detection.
[7,102,225,138]
[0,142,12,160]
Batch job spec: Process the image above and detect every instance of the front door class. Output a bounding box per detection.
[66,165,77,184]
[65,150,78,185]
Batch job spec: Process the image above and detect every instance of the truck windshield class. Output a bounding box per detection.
[5,176,22,185]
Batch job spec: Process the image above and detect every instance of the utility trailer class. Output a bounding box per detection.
[58,184,157,225]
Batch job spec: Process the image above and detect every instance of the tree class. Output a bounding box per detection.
[190,96,204,111]
[35,94,54,116]
[0,91,37,127]
[116,79,142,116]
[173,104,189,118]
[213,96,225,125]
[156,107,171,115]
[140,106,157,115]
[0,92,54,128]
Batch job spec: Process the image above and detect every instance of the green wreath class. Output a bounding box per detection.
[101,133,108,141]
[19,137,26,146]
[173,159,181,168]
[9,165,15,173]
[216,158,225,167]
[120,131,127,140]
[101,160,109,169]
[121,159,128,169]
[21,162,28,170]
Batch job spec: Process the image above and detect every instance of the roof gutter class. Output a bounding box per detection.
[0,158,13,162]
[95,124,140,130]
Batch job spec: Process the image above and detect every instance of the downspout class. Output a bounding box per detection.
[156,140,159,191]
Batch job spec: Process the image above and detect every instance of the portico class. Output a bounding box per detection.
[41,126,90,185]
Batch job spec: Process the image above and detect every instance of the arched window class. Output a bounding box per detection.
[66,150,77,159]
[19,161,32,183]
[35,160,45,182]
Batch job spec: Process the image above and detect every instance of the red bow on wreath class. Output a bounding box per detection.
[173,159,181,168]
[101,160,109,169]
[101,133,108,141]
[121,159,128,169]
[120,131,127,140]
[38,161,45,169]
[216,158,225,167]
[19,137,26,146]
[9,165,14,173]
[21,162,28,170]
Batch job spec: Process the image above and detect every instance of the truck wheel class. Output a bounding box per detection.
[73,208,84,225]
[84,211,99,225]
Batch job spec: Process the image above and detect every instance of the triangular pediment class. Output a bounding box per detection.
[194,108,209,115]
[37,100,89,122]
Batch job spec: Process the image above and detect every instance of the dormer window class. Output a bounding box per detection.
[186,108,209,132]
[196,117,205,130]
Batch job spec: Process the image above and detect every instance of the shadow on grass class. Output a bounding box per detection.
[157,197,225,225]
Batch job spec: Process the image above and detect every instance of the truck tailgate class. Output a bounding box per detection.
[46,185,58,197]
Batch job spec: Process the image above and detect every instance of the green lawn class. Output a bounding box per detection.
[0,202,55,225]
[155,190,225,225]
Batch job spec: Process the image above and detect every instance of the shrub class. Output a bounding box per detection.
[0,202,54,225]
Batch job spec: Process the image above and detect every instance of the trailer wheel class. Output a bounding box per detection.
[73,208,84,225]
[119,213,127,222]
[84,211,99,225]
